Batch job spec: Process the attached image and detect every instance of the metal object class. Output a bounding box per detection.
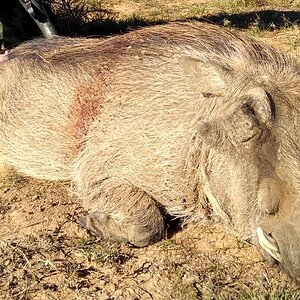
[19,0,57,39]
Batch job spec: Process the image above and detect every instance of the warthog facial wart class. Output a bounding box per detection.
[0,22,299,281]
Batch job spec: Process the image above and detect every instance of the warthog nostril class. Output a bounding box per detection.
[256,227,282,263]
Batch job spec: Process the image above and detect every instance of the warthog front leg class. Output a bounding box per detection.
[79,179,165,247]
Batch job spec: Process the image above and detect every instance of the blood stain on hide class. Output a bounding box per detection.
[68,79,103,153]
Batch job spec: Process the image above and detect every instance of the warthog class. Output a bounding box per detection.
[0,22,299,280]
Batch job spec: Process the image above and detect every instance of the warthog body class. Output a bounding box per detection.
[0,22,299,279]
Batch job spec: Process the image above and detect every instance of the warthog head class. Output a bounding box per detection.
[180,40,300,279]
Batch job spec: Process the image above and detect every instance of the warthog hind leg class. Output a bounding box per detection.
[79,179,165,247]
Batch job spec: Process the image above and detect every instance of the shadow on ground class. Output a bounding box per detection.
[52,9,300,37]
[200,10,300,29]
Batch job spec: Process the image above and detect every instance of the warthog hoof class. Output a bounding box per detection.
[80,211,165,247]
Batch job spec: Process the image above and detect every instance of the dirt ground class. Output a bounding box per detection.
[1,168,299,300]
[1,0,300,299]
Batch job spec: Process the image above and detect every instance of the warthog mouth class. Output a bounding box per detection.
[256,227,282,263]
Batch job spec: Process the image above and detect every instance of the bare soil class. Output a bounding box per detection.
[0,168,299,300]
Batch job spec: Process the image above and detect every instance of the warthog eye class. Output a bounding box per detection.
[238,90,275,143]
[235,101,264,143]
[241,90,276,127]
[241,102,260,127]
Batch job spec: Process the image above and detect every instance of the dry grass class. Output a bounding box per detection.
[1,1,300,299]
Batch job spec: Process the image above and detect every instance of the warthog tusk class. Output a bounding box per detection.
[257,227,283,263]
[257,227,278,252]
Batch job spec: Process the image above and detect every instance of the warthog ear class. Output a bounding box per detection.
[178,56,231,92]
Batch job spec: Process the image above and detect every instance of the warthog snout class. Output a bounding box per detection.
[258,218,300,280]
[257,190,300,279]
[272,220,300,280]
[256,176,300,279]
